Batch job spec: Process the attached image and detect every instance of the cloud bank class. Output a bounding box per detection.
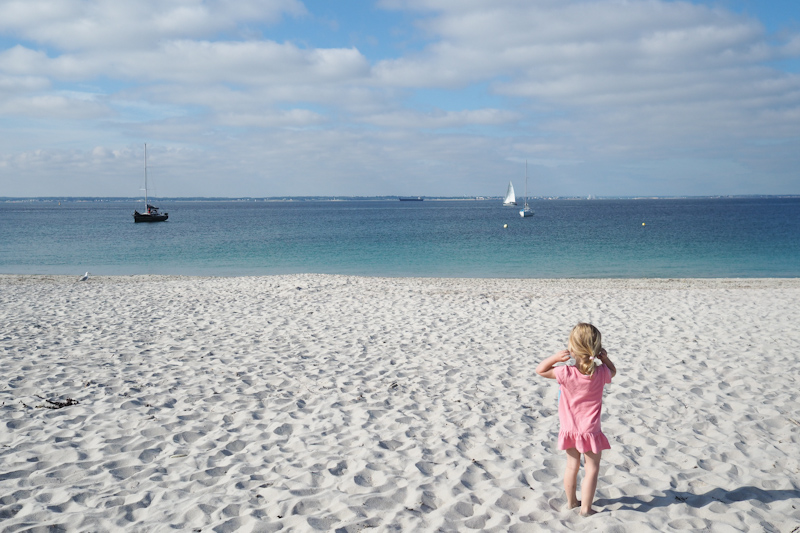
[0,0,798,196]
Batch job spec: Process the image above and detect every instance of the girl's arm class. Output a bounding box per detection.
[536,350,571,379]
[598,348,617,378]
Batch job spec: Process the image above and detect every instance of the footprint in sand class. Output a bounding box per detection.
[273,423,293,436]
[354,469,386,487]
[328,460,348,476]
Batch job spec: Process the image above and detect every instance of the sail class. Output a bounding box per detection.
[503,181,517,205]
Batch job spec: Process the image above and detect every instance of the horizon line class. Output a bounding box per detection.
[2,194,800,202]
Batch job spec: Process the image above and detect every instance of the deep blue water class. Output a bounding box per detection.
[1,198,798,277]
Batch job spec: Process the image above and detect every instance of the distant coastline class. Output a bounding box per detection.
[2,194,798,203]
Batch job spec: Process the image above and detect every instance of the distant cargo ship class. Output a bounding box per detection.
[399,197,424,201]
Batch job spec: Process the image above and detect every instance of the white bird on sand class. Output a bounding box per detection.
[79,272,89,281]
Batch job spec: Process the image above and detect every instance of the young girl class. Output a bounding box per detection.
[536,323,617,516]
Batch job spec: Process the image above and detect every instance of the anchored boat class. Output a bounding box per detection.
[503,181,517,206]
[133,144,168,223]
[520,160,533,218]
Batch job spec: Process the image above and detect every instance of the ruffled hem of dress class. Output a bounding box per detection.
[558,431,610,454]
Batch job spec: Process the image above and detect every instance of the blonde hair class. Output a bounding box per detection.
[568,323,602,376]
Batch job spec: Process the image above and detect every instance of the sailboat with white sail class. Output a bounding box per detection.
[133,144,168,223]
[503,181,517,206]
[519,160,533,218]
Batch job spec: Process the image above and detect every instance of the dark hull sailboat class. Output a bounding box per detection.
[133,206,168,223]
[133,144,168,223]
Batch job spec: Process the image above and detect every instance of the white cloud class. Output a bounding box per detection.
[1,34,369,87]
[371,0,800,164]
[0,0,799,196]
[781,33,800,57]
[0,0,306,50]
[363,108,519,128]
[217,108,326,127]
[128,40,370,85]
[0,73,50,93]
[0,93,109,119]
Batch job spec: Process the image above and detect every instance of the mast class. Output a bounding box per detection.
[524,159,528,207]
[144,143,148,212]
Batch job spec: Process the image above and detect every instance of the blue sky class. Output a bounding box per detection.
[1,0,799,197]
[710,0,799,30]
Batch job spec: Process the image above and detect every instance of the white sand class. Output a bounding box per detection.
[1,274,799,532]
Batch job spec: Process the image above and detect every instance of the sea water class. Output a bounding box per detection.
[1,198,798,278]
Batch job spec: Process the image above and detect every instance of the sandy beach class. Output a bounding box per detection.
[1,274,799,532]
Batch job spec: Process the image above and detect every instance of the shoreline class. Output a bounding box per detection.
[3,273,799,282]
[2,274,798,531]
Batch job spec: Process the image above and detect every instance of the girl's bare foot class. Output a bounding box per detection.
[580,508,597,516]
[566,500,581,510]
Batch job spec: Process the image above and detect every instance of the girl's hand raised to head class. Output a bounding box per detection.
[537,350,571,379]
[556,350,571,363]
[597,348,616,378]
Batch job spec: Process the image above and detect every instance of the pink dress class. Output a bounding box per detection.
[555,364,612,453]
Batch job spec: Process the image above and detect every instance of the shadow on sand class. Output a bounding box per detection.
[596,486,800,512]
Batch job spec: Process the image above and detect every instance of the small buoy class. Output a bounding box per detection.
[503,224,508,228]
[642,222,646,226]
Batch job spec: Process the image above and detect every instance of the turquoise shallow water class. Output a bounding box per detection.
[1,198,798,277]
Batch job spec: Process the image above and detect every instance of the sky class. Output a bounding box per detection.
[0,0,799,198]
